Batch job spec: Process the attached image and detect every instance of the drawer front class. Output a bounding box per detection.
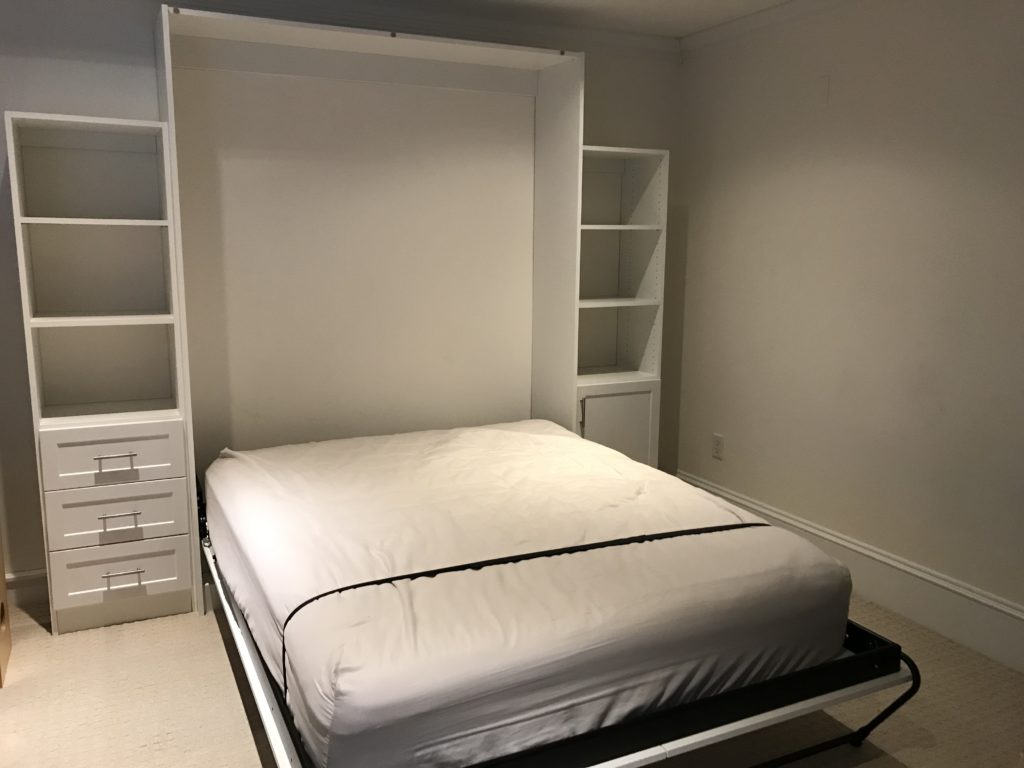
[48,535,192,613]
[45,478,189,551]
[39,418,185,491]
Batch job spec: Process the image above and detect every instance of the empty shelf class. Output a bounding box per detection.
[39,401,180,428]
[583,145,669,160]
[577,370,659,387]
[31,314,175,328]
[19,217,169,227]
[579,298,660,309]
[580,224,661,231]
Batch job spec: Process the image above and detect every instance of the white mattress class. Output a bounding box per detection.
[206,420,851,768]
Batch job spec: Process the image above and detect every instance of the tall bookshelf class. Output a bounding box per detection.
[6,112,200,633]
[576,146,668,465]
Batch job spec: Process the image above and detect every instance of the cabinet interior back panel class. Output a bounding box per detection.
[36,325,176,410]
[17,129,163,220]
[174,67,535,472]
[26,224,169,316]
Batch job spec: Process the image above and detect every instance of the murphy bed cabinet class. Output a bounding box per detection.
[4,10,668,635]
[5,112,201,634]
[576,146,668,466]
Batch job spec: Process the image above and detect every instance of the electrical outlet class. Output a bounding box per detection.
[711,433,725,461]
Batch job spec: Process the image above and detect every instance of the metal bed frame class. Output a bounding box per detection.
[203,540,920,768]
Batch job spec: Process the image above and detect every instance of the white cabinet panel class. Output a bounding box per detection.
[39,417,185,491]
[49,535,192,632]
[45,478,189,551]
[583,389,656,465]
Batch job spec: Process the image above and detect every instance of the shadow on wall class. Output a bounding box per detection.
[0,164,45,577]
[659,202,687,475]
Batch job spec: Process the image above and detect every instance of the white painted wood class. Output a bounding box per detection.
[621,156,667,231]
[583,145,669,160]
[6,111,54,630]
[577,306,661,374]
[22,224,170,317]
[618,229,663,303]
[172,36,541,97]
[579,298,660,309]
[48,534,191,614]
[580,224,662,231]
[12,126,163,221]
[30,314,174,328]
[530,56,585,429]
[39,406,181,428]
[583,390,654,463]
[578,230,621,300]
[35,324,177,415]
[169,7,570,71]
[678,472,1024,672]
[618,305,662,377]
[38,417,185,492]
[44,478,189,551]
[4,111,165,133]
[581,381,660,465]
[575,147,667,465]
[577,370,659,386]
[18,217,169,226]
[158,6,205,614]
[577,307,619,370]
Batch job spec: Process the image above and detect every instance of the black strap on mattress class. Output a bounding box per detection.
[280,520,769,697]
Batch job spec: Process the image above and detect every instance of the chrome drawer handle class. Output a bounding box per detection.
[97,510,141,521]
[93,452,138,471]
[101,568,146,580]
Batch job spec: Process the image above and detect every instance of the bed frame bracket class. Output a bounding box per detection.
[751,651,921,768]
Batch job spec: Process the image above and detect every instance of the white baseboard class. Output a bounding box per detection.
[677,471,1024,673]
[5,569,48,608]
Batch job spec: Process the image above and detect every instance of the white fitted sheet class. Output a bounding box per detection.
[206,420,851,768]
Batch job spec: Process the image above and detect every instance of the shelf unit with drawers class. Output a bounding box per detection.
[5,112,201,634]
[576,145,668,466]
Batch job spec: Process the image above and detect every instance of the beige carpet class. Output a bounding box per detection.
[1,602,260,767]
[1,596,1021,767]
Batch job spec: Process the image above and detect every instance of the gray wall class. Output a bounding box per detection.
[677,0,1024,605]
[0,1,683,578]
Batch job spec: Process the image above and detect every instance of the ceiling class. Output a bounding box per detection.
[395,0,800,39]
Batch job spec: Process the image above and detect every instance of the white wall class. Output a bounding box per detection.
[678,0,1024,615]
[174,65,536,471]
[0,1,683,582]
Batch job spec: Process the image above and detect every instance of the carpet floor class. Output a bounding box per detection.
[1,596,1021,767]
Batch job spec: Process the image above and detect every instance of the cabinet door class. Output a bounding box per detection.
[582,390,656,465]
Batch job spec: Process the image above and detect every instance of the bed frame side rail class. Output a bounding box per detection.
[204,539,920,768]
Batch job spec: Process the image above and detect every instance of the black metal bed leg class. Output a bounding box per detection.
[751,651,921,768]
[850,652,922,746]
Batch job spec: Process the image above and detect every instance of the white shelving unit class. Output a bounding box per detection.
[576,145,668,466]
[581,224,662,231]
[5,111,201,634]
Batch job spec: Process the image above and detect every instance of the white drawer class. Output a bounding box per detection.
[49,536,192,632]
[45,478,189,551]
[39,417,185,491]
